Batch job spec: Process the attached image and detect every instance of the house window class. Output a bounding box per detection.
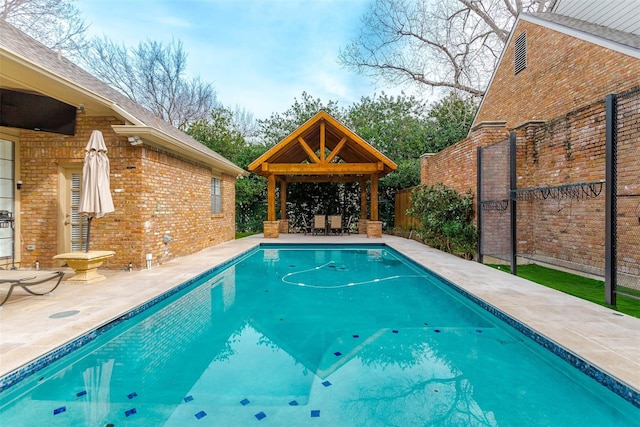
[514,31,527,74]
[211,177,222,214]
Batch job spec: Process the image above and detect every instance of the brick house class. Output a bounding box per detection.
[0,21,247,271]
[419,1,640,277]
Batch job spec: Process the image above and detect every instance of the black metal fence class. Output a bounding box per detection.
[478,89,640,304]
[607,88,640,302]
[477,136,513,268]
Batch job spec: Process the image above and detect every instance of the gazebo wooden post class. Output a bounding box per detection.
[264,173,279,238]
[358,178,368,234]
[371,174,378,221]
[267,174,276,221]
[279,180,288,233]
[367,174,383,238]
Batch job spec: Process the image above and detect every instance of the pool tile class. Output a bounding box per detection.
[127,391,137,399]
[124,408,137,417]
[53,406,66,415]
[352,334,359,338]
[311,410,321,417]
[333,351,342,356]
[240,398,250,406]
[184,395,194,403]
[195,410,207,419]
[322,380,332,387]
[255,411,267,420]
[76,390,87,397]
[392,329,399,333]
[289,400,299,406]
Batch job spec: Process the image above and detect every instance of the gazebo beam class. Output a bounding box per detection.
[297,137,320,164]
[284,175,363,183]
[263,163,379,175]
[325,137,347,163]
[320,121,326,162]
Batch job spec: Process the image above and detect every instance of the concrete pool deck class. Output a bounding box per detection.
[1,233,639,398]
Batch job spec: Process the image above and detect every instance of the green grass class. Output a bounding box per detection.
[235,232,258,239]
[489,264,640,318]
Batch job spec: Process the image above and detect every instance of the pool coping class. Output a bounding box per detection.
[1,235,639,409]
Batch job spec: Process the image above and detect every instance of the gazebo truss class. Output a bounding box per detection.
[248,111,397,237]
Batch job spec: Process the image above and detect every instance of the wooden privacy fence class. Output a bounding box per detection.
[394,187,421,230]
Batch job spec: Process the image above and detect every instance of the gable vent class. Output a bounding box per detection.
[514,31,527,75]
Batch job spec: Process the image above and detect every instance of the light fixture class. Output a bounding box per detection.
[128,136,143,146]
[16,181,22,190]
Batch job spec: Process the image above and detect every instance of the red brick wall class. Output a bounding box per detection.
[418,18,640,274]
[514,99,607,274]
[420,124,508,202]
[17,112,237,270]
[475,19,640,129]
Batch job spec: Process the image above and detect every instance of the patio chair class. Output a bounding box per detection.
[329,215,342,235]
[312,215,326,235]
[0,270,64,307]
[300,216,312,235]
[342,216,354,235]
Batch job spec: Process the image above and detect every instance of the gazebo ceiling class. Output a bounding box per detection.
[248,111,397,180]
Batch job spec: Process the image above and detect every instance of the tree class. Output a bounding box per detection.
[424,91,478,152]
[0,0,89,55]
[339,0,557,97]
[187,106,246,161]
[257,91,343,146]
[345,92,432,161]
[81,37,217,129]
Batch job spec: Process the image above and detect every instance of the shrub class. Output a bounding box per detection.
[406,184,477,259]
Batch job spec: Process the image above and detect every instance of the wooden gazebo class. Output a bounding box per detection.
[248,111,397,238]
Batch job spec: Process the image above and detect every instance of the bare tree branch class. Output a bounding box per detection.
[81,38,218,129]
[0,0,89,56]
[339,0,551,97]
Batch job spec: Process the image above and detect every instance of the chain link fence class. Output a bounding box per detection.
[478,138,512,263]
[614,88,640,296]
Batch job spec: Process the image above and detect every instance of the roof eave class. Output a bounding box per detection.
[112,125,248,176]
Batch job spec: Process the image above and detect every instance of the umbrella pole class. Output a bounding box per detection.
[86,217,92,253]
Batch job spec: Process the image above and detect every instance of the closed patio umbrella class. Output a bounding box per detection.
[78,130,114,252]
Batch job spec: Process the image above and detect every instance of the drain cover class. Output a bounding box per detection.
[49,310,80,319]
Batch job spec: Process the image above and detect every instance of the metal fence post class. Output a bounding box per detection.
[477,146,483,264]
[510,132,517,276]
[605,93,617,305]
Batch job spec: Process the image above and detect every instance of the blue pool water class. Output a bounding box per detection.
[0,244,638,426]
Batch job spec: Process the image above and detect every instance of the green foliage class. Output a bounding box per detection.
[257,91,343,146]
[345,92,431,161]
[425,93,478,152]
[187,106,245,160]
[407,184,477,259]
[285,182,360,232]
[346,92,477,214]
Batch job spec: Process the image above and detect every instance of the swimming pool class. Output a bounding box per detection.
[0,244,638,426]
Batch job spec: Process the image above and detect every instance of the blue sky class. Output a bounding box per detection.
[78,0,394,120]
